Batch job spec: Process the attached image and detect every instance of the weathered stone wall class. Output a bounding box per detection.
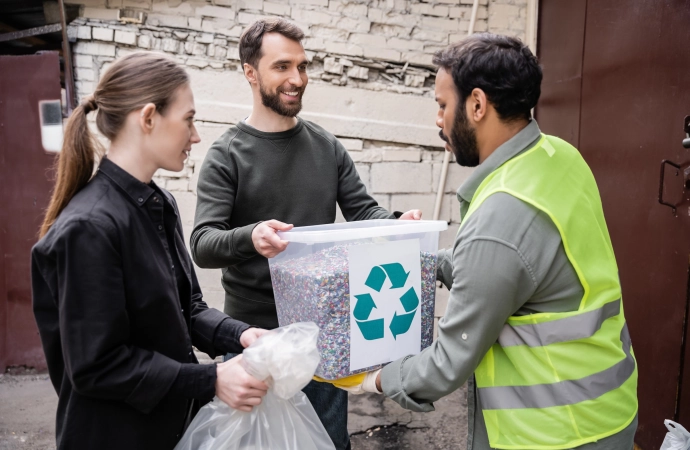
[488,0,528,39]
[66,0,529,324]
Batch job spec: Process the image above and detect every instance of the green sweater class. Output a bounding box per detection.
[191,118,394,329]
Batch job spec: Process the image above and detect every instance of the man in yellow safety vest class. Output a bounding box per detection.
[342,33,639,450]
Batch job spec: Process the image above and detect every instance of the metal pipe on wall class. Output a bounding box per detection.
[432,0,480,221]
[525,0,539,54]
[57,0,75,115]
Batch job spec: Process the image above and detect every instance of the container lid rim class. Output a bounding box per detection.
[276,220,448,243]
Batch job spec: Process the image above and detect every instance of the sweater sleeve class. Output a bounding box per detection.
[190,138,260,269]
[334,139,395,221]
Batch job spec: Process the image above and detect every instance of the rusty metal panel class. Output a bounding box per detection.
[535,0,586,148]
[538,1,690,448]
[0,53,61,372]
[578,2,690,447]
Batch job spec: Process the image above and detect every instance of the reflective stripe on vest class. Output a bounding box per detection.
[480,324,634,410]
[498,299,621,348]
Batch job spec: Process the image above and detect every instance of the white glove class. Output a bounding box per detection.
[344,370,382,395]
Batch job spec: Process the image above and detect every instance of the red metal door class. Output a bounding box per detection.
[537,1,690,448]
[0,53,61,372]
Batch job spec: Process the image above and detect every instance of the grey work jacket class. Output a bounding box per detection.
[380,120,637,450]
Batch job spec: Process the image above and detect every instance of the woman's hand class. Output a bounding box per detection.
[215,355,268,412]
[240,327,270,348]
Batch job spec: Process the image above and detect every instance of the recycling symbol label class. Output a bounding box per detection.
[348,239,423,371]
[353,263,420,340]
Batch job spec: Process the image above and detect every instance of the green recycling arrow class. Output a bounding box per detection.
[380,263,410,289]
[390,310,416,339]
[365,266,387,292]
[389,287,419,339]
[355,263,419,341]
[399,287,419,313]
[364,263,410,292]
[353,294,377,321]
[356,318,385,340]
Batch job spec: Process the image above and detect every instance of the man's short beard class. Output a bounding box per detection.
[258,74,303,117]
[440,102,480,167]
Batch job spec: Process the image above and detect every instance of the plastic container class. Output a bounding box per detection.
[268,219,447,380]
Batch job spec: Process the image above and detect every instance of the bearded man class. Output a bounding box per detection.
[340,33,639,450]
[190,18,420,450]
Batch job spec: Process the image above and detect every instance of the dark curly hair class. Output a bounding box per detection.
[433,33,542,123]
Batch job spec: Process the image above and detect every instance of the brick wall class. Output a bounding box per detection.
[66,0,529,323]
[488,0,528,38]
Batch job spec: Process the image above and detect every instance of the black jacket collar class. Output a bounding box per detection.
[98,157,155,207]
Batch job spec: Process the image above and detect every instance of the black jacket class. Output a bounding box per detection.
[31,158,250,450]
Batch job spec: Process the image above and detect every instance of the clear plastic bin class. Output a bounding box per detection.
[268,219,447,380]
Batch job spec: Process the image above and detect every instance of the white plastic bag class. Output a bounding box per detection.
[174,322,335,450]
[661,420,690,450]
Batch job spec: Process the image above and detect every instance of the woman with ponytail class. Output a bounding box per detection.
[31,52,269,450]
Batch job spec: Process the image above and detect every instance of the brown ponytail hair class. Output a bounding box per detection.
[40,52,190,237]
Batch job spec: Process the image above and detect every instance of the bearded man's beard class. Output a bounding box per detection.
[258,75,303,117]
[439,103,480,167]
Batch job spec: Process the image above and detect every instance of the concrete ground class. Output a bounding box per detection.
[348,384,467,450]
[0,371,56,450]
[0,361,467,450]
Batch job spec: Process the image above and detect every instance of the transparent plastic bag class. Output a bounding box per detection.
[174,322,335,450]
[661,420,690,450]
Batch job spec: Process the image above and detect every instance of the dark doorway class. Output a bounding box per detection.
[537,1,690,448]
[0,53,61,372]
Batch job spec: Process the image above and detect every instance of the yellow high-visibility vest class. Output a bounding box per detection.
[463,134,638,449]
